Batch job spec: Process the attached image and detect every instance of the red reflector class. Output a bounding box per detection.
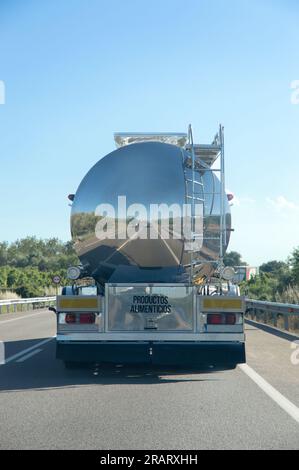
[65,313,76,324]
[207,313,236,325]
[207,314,223,325]
[79,313,96,324]
[225,313,236,325]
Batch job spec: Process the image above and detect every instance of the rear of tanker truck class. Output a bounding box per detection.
[54,126,246,369]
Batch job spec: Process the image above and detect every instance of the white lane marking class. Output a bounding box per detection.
[160,237,181,264]
[16,348,42,363]
[102,231,140,264]
[239,363,299,424]
[152,225,181,264]
[3,337,55,364]
[0,311,50,324]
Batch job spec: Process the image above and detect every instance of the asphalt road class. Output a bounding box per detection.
[0,309,298,450]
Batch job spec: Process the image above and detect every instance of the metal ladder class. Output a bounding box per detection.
[184,125,227,284]
[185,125,205,281]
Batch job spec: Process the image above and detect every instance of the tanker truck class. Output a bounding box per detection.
[53,125,246,369]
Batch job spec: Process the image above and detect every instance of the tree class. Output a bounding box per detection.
[223,251,247,267]
[0,237,78,297]
[260,260,288,275]
[0,242,8,266]
[289,247,299,285]
[0,267,7,288]
[241,272,278,301]
[0,266,69,297]
[4,237,78,271]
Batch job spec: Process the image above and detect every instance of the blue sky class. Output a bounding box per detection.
[0,0,298,265]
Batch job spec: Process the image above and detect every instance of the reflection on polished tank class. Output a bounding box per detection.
[70,126,232,286]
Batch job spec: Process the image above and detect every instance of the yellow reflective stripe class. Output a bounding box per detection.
[58,298,99,309]
[202,298,243,310]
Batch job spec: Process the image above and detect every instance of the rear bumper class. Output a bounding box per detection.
[56,341,246,367]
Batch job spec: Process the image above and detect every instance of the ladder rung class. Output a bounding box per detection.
[186,196,205,201]
[199,168,221,172]
[186,179,204,185]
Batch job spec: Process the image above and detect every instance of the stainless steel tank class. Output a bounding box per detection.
[71,141,231,285]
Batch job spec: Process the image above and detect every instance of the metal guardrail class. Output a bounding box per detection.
[0,296,55,314]
[245,299,299,332]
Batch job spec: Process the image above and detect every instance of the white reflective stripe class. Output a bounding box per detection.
[239,364,299,424]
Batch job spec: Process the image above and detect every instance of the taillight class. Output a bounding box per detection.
[65,313,76,324]
[207,314,223,325]
[79,313,96,324]
[225,313,236,325]
[207,313,236,325]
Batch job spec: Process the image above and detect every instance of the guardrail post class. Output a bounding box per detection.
[273,312,277,327]
[284,315,289,331]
